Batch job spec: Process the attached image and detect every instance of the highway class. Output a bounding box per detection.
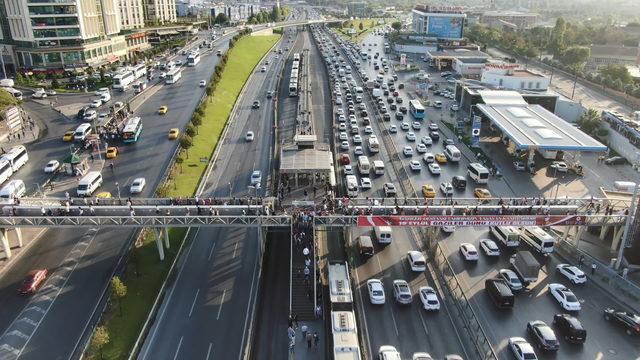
[0,29,241,360]
[137,32,287,360]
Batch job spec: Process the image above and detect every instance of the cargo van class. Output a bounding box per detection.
[521,226,555,254]
[374,226,393,244]
[444,145,461,162]
[0,179,25,199]
[485,278,514,309]
[77,171,103,197]
[357,235,374,259]
[74,123,92,142]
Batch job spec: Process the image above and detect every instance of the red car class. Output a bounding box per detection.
[19,269,48,295]
[340,154,351,165]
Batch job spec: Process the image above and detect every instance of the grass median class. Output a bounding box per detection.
[333,18,387,43]
[86,33,280,360]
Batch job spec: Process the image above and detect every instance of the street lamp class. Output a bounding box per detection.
[615,182,639,270]
[115,182,121,199]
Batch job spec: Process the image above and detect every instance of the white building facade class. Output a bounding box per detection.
[480,63,550,91]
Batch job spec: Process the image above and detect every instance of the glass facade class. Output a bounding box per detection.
[29,5,76,15]
[33,28,80,38]
[31,17,79,27]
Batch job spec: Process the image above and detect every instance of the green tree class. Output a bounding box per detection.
[110,276,127,316]
[179,135,193,158]
[192,115,202,134]
[560,46,590,67]
[576,108,601,136]
[599,64,633,85]
[91,326,110,360]
[391,21,402,33]
[214,13,228,25]
[549,17,567,57]
[185,124,197,137]
[359,22,364,31]
[175,155,184,173]
[51,78,59,89]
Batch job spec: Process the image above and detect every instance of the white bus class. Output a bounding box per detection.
[293,52,300,61]
[332,329,361,360]
[112,71,135,91]
[165,68,182,84]
[289,80,298,97]
[187,52,201,67]
[521,226,555,254]
[491,226,521,248]
[0,159,13,186]
[122,117,143,143]
[328,261,353,307]
[357,156,370,175]
[131,63,147,79]
[467,163,489,184]
[1,145,28,172]
[346,175,358,197]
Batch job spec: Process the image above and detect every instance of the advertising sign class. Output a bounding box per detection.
[426,16,464,39]
[357,215,586,227]
[471,115,481,147]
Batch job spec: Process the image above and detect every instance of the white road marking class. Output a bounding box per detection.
[216,289,227,320]
[208,242,217,261]
[352,267,373,358]
[206,342,213,360]
[172,336,183,360]
[418,311,429,336]
[232,240,239,259]
[188,288,200,318]
[388,306,400,337]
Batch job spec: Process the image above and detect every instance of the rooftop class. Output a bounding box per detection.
[280,148,333,173]
[427,48,490,59]
[481,10,538,17]
[476,91,607,152]
[457,57,489,64]
[590,45,638,59]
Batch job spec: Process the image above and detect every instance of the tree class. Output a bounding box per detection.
[110,276,127,316]
[185,124,196,137]
[192,114,203,133]
[179,135,193,158]
[576,108,601,136]
[205,85,213,101]
[91,326,110,360]
[559,46,590,67]
[549,17,567,57]
[175,156,184,173]
[599,64,633,85]
[359,22,364,31]
[391,21,402,33]
[214,13,228,25]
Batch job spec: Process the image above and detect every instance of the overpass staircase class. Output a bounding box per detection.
[290,227,316,320]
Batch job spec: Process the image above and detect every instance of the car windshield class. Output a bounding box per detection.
[565,294,578,302]
[372,290,383,296]
[523,353,536,360]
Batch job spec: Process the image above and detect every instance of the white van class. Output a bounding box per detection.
[77,171,103,197]
[373,160,385,175]
[521,226,555,254]
[74,123,92,142]
[357,156,370,174]
[0,179,25,199]
[444,145,461,162]
[374,226,393,244]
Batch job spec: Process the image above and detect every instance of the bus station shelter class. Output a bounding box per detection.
[280,147,334,187]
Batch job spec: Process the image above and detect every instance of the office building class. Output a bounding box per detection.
[411,5,466,40]
[144,0,177,24]
[120,0,146,29]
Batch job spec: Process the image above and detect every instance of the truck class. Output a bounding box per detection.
[371,88,382,98]
[512,251,541,285]
[367,137,380,153]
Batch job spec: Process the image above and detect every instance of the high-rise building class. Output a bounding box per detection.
[120,0,146,29]
[411,5,466,40]
[144,0,177,24]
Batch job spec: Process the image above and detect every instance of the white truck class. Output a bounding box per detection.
[367,137,380,153]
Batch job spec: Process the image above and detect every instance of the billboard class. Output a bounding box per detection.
[427,16,464,39]
[357,215,586,227]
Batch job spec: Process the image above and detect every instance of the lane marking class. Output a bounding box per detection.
[188,288,200,318]
[353,266,373,358]
[216,289,227,320]
[172,336,183,360]
[206,342,213,360]
[238,230,261,360]
[418,311,430,336]
[388,306,400,337]
[208,242,217,261]
[232,240,239,259]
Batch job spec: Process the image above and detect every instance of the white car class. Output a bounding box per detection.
[442,226,456,233]
[440,182,453,196]
[90,99,102,108]
[419,286,440,310]
[550,161,568,173]
[250,170,262,185]
[459,243,479,261]
[260,66,267,72]
[393,280,412,304]
[450,104,459,111]
[421,136,433,146]
[412,122,421,130]
[245,131,255,141]
[32,89,47,99]
[364,126,373,134]
[428,163,441,174]
[556,264,587,284]
[548,283,581,311]
[354,146,363,156]
[409,160,421,171]
[129,177,146,194]
[44,160,59,173]
[416,143,427,153]
[338,123,347,131]
[499,269,524,291]
[509,337,538,360]
[361,177,372,189]
[389,125,397,133]
[339,131,348,141]
[340,141,349,150]
[423,153,435,163]
[407,251,426,272]
[338,114,346,122]
[353,135,362,144]
[344,165,354,175]
[199,80,207,87]
[403,146,413,156]
[479,239,500,256]
[379,346,402,359]
[406,132,416,141]
[95,88,109,96]
[412,353,434,360]
[428,123,439,131]
[83,110,97,120]
[400,122,410,130]
[367,279,385,304]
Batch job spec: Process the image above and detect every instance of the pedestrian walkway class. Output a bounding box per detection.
[291,213,317,321]
[0,118,40,147]
[287,319,325,360]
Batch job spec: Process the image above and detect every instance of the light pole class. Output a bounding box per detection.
[615,182,639,270]
[115,182,121,199]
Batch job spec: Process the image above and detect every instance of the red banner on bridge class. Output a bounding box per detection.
[356,215,586,227]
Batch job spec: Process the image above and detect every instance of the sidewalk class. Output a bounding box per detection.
[0,119,41,148]
[288,319,325,360]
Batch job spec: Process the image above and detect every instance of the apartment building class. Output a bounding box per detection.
[120,0,146,29]
[144,0,177,25]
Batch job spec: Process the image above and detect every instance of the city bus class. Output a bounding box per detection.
[165,68,182,84]
[187,52,201,67]
[131,63,147,79]
[122,117,143,143]
[289,80,298,97]
[409,99,425,119]
[328,261,353,309]
[112,71,135,91]
[467,163,489,184]
[293,52,300,61]
[490,226,521,248]
[1,145,28,172]
[0,159,13,186]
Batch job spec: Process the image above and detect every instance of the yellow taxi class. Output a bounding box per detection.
[168,128,180,140]
[435,153,447,164]
[421,184,436,198]
[62,130,75,142]
[106,146,118,159]
[95,192,112,199]
[158,106,168,115]
[474,188,492,199]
